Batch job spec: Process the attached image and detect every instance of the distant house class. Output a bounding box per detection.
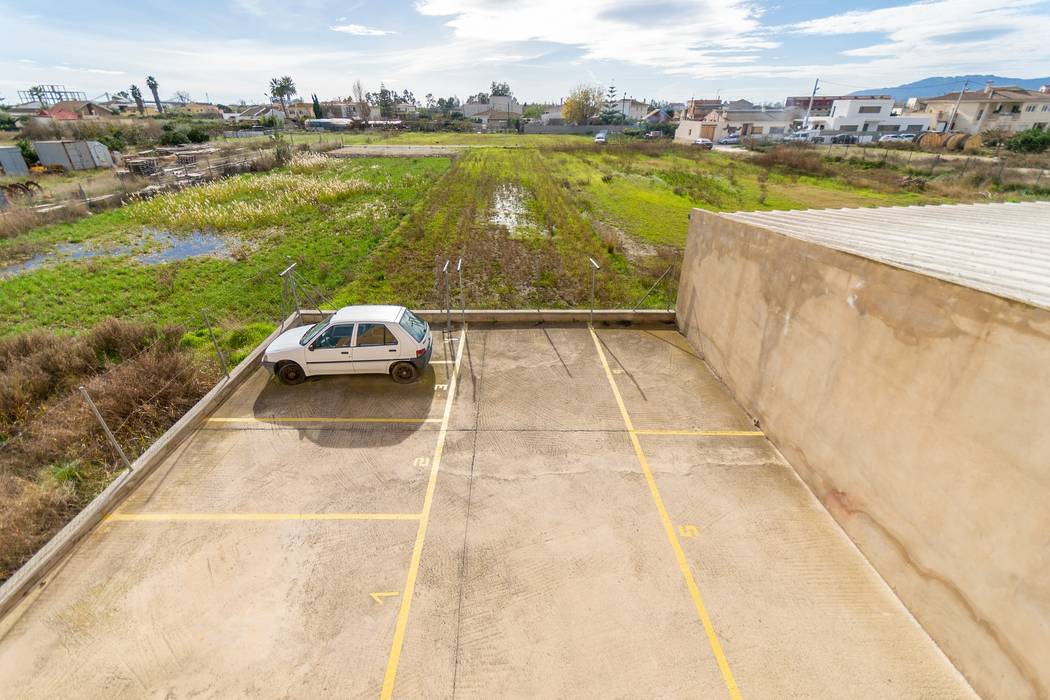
[641,108,673,124]
[321,102,359,119]
[612,98,650,121]
[234,105,285,123]
[394,102,419,117]
[463,94,522,129]
[40,101,116,121]
[683,98,723,120]
[283,102,315,121]
[170,102,223,118]
[808,97,929,138]
[675,106,800,143]
[912,83,1050,134]
[784,94,890,117]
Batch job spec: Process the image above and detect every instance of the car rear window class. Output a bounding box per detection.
[398,310,427,342]
[356,323,396,346]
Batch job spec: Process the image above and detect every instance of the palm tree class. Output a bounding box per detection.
[129,85,145,115]
[146,76,163,114]
[269,76,296,116]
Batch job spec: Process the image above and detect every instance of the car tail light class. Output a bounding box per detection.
[416,347,426,357]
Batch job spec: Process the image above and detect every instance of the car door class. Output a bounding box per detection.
[352,323,401,373]
[304,323,355,374]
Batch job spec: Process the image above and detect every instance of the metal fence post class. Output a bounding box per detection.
[442,259,451,333]
[79,386,132,471]
[588,257,600,326]
[457,258,466,325]
[202,310,229,380]
[279,262,298,324]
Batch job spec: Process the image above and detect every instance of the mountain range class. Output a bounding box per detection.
[849,75,1050,102]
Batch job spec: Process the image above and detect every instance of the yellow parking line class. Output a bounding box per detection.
[205,417,442,424]
[104,512,420,522]
[590,328,743,700]
[381,328,466,699]
[635,429,764,437]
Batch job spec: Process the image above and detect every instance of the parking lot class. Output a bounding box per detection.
[0,326,975,698]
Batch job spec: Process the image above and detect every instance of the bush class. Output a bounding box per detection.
[1006,128,1050,154]
[15,138,37,165]
[186,126,211,144]
[160,129,190,146]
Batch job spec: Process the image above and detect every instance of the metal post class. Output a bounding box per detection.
[278,262,297,327]
[79,386,132,471]
[202,310,229,379]
[666,254,676,312]
[457,258,466,325]
[588,257,600,326]
[442,259,451,333]
[279,261,299,317]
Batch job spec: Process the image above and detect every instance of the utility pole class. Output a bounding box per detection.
[803,78,819,130]
[943,79,968,134]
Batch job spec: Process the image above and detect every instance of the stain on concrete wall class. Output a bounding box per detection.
[676,209,1050,700]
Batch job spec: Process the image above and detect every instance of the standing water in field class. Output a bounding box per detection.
[489,184,549,239]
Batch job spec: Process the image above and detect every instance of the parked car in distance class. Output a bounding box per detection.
[878,133,902,143]
[263,305,433,385]
[594,131,608,144]
[644,131,663,139]
[783,131,812,142]
[897,133,918,142]
[692,138,714,149]
[719,134,740,145]
[831,133,859,144]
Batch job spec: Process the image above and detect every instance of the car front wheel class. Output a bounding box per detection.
[276,361,306,385]
[390,362,419,384]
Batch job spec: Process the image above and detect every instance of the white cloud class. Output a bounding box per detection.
[414,0,776,74]
[330,23,395,36]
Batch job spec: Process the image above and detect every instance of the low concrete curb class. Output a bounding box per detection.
[0,318,293,622]
[301,308,677,327]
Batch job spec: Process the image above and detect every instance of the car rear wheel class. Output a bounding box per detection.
[276,361,306,385]
[390,362,419,384]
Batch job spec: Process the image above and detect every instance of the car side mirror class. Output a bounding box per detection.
[308,343,316,351]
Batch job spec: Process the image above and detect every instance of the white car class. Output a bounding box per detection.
[594,131,608,144]
[262,305,433,385]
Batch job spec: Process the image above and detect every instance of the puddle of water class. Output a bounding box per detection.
[137,230,231,264]
[489,184,548,239]
[0,229,235,279]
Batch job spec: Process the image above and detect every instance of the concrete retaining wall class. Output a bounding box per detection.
[676,209,1050,700]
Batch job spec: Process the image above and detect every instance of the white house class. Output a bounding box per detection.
[675,107,799,143]
[613,98,650,121]
[808,97,928,139]
[462,94,522,129]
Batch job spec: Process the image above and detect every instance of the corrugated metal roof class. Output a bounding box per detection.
[719,202,1050,310]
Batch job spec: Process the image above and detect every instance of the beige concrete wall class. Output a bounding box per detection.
[676,209,1050,700]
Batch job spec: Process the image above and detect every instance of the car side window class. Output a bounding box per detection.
[356,323,396,347]
[314,324,354,349]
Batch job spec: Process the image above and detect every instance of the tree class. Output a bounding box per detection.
[600,84,624,124]
[352,79,370,120]
[425,93,435,109]
[113,90,131,102]
[129,85,145,115]
[311,94,323,119]
[269,76,297,115]
[469,92,490,104]
[490,81,512,97]
[522,104,543,119]
[376,83,395,118]
[561,84,603,125]
[1006,127,1050,153]
[146,76,163,113]
[173,90,191,104]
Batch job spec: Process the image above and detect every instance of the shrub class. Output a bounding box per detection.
[186,126,211,144]
[1006,128,1050,154]
[160,129,190,146]
[751,146,829,176]
[16,138,37,165]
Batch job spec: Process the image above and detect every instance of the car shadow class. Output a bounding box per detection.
[249,365,441,448]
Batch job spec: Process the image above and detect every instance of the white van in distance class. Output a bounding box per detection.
[262,305,433,385]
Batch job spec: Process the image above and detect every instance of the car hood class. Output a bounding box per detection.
[265,325,311,355]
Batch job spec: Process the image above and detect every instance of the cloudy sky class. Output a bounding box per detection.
[2,0,1049,106]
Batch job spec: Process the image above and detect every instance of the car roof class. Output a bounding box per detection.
[331,305,406,324]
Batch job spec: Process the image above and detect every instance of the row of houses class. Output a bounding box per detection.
[673,84,1050,144]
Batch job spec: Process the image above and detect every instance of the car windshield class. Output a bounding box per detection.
[398,309,428,342]
[299,316,332,346]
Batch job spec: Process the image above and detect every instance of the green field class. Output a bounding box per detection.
[1,138,1015,339]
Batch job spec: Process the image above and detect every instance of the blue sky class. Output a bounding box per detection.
[2,0,1049,106]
